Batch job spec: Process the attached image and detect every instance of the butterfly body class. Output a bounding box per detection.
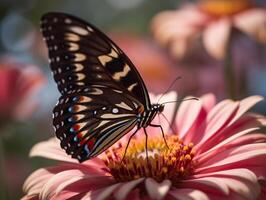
[137,104,164,128]
[41,12,166,162]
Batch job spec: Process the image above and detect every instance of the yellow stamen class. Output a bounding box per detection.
[102,135,196,184]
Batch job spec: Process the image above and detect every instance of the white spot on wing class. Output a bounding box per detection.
[87,26,94,32]
[128,83,138,92]
[65,18,72,24]
[70,26,89,35]
[90,88,103,95]
[65,33,80,41]
[112,108,119,113]
[115,102,133,111]
[100,113,134,119]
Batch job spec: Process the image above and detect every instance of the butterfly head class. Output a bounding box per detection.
[152,104,164,113]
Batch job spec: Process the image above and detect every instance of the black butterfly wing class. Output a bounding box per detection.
[53,85,143,162]
[41,12,151,109]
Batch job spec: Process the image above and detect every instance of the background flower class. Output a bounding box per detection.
[151,0,266,60]
[22,93,266,200]
[0,60,45,121]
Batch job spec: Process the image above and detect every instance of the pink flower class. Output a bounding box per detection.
[151,0,266,59]
[0,60,45,121]
[22,93,266,200]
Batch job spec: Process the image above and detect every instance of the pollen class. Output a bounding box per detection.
[102,135,196,184]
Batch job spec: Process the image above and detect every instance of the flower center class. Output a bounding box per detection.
[103,135,195,183]
[199,0,252,17]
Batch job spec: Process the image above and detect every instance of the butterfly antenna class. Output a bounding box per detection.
[157,76,182,104]
[161,97,199,105]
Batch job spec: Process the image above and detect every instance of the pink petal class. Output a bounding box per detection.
[55,176,116,200]
[198,113,266,155]
[40,169,86,199]
[30,137,77,163]
[203,18,232,59]
[197,143,266,172]
[145,178,172,200]
[181,177,229,195]
[234,8,266,42]
[200,93,216,112]
[229,133,266,146]
[40,169,115,200]
[177,96,203,139]
[23,166,79,196]
[228,95,264,127]
[180,94,216,144]
[81,183,121,200]
[197,127,260,163]
[194,168,257,182]
[220,177,259,199]
[196,101,239,151]
[114,178,144,200]
[169,188,209,200]
[187,169,260,199]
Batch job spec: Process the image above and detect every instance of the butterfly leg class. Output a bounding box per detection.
[150,124,169,149]
[143,128,150,165]
[121,128,139,163]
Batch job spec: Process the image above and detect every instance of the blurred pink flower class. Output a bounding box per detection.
[111,34,193,93]
[151,0,266,59]
[22,93,266,200]
[0,60,45,121]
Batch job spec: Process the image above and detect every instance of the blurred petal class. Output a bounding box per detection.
[234,8,266,43]
[151,5,208,45]
[200,93,216,113]
[0,61,45,120]
[203,18,232,59]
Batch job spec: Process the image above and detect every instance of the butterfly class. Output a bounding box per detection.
[41,12,167,162]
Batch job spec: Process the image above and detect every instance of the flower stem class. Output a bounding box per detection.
[224,30,237,99]
[0,138,10,200]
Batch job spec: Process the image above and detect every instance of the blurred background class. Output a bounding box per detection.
[0,0,265,199]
